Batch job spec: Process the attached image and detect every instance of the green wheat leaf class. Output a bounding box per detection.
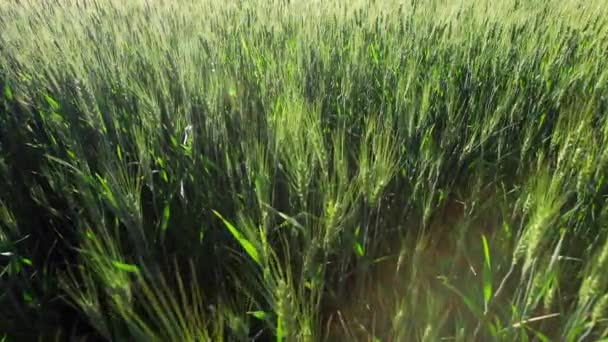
[112,261,140,274]
[212,210,261,266]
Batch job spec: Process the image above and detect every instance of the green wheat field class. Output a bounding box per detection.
[1,0,608,340]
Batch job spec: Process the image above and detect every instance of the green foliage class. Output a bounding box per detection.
[212,210,262,266]
[1,0,608,340]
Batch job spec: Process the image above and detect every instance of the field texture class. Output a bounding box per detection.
[1,0,608,340]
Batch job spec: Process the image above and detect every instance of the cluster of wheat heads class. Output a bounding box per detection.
[1,0,608,340]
